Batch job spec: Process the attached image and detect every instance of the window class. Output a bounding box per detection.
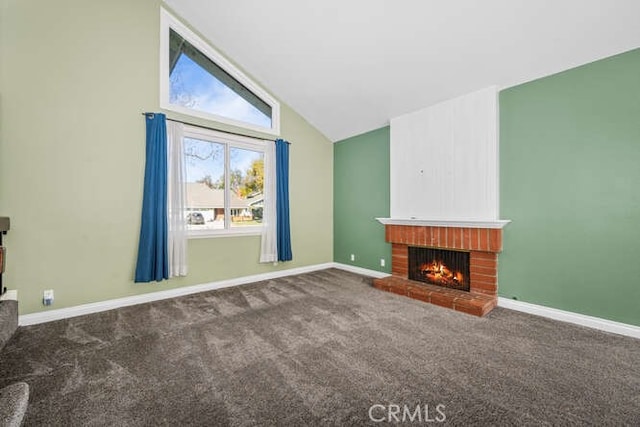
[183,126,267,237]
[160,9,280,134]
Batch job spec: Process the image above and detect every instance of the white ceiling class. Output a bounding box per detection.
[164,0,640,142]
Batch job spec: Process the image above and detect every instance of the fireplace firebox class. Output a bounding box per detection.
[373,223,504,316]
[408,247,470,292]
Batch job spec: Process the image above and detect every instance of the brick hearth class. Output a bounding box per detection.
[373,224,503,316]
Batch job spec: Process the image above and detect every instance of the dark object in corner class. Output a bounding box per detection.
[0,217,9,233]
[0,216,9,297]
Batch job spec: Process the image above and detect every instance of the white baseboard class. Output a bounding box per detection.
[331,262,390,279]
[19,263,335,326]
[498,297,640,339]
[18,263,638,340]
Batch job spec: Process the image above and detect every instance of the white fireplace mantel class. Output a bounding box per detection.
[376,218,511,229]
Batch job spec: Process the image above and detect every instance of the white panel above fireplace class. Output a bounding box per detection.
[390,86,498,221]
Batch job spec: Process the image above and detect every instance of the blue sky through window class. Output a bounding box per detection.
[170,54,271,129]
[184,138,263,187]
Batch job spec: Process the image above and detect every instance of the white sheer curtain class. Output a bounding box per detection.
[260,140,277,263]
[167,120,188,276]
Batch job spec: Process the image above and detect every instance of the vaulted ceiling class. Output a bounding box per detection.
[164,0,640,142]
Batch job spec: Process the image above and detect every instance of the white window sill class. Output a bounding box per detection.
[188,227,263,239]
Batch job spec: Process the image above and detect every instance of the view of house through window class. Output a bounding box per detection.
[184,134,265,233]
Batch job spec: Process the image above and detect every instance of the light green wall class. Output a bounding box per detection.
[500,48,640,326]
[0,0,333,314]
[334,127,391,273]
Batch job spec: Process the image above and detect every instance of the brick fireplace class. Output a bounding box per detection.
[373,220,507,316]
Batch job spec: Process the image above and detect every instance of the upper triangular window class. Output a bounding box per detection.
[160,9,279,134]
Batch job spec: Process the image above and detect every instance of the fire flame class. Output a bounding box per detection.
[419,261,464,287]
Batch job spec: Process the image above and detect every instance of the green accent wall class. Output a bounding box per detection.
[500,48,640,326]
[0,0,333,315]
[334,127,391,273]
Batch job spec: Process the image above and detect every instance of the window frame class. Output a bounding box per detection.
[183,125,268,239]
[160,8,281,135]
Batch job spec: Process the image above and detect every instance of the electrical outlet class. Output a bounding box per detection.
[350,254,355,262]
[43,289,54,306]
[380,258,385,267]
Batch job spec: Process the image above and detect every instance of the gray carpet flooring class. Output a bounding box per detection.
[0,269,638,426]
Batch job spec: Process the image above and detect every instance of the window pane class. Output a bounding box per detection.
[229,147,264,228]
[169,29,272,129]
[184,138,225,230]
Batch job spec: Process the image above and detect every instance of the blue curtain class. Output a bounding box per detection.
[276,139,292,261]
[135,113,169,282]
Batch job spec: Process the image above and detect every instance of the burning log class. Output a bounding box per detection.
[421,261,465,288]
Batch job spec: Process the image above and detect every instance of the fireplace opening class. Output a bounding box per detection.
[408,247,470,292]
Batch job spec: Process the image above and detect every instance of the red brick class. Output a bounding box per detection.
[393,261,408,271]
[391,258,408,267]
[470,287,497,297]
[393,250,407,259]
[371,277,497,316]
[392,244,405,257]
[392,268,407,277]
[470,272,497,284]
[462,228,471,250]
[388,281,408,295]
[470,265,497,276]
[469,228,480,251]
[407,286,431,302]
[472,251,497,261]
[393,262,408,272]
[453,301,483,316]
[372,279,389,291]
[429,292,454,309]
[472,260,497,270]
[454,228,462,249]
[471,280,498,290]
[479,229,489,251]
[393,253,407,262]
[489,229,502,252]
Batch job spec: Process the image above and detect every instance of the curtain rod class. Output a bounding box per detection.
[141,112,290,144]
